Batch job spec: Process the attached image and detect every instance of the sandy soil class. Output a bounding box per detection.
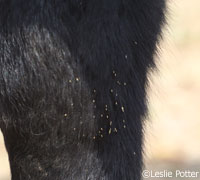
[1,0,200,179]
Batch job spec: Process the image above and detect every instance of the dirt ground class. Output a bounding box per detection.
[1,0,200,179]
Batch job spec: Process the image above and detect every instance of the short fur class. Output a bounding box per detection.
[0,0,166,179]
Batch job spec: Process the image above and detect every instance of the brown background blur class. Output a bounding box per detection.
[1,0,200,179]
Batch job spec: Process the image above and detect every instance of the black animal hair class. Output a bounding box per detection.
[0,0,166,179]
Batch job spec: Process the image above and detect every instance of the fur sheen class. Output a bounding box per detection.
[0,0,166,179]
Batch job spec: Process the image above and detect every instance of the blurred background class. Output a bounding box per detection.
[0,0,200,179]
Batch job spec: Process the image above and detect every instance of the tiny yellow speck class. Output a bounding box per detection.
[75,77,79,82]
[93,115,96,119]
[113,70,117,77]
[71,103,74,106]
[117,81,121,85]
[114,128,118,132]
[115,101,118,105]
[100,114,104,117]
[69,80,72,83]
[92,99,95,103]
[105,105,108,108]
[124,82,127,86]
[116,93,118,97]
[109,128,112,134]
[106,115,109,119]
[123,119,126,123]
[100,128,103,131]
[80,121,83,125]
[121,106,125,112]
[124,125,126,129]
[110,89,114,93]
[93,89,96,93]
[38,165,42,171]
[105,108,108,111]
[110,121,112,126]
[101,135,103,138]
[64,114,68,117]
[73,128,76,131]
[93,136,96,140]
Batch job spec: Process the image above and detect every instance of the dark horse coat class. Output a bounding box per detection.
[0,0,166,179]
